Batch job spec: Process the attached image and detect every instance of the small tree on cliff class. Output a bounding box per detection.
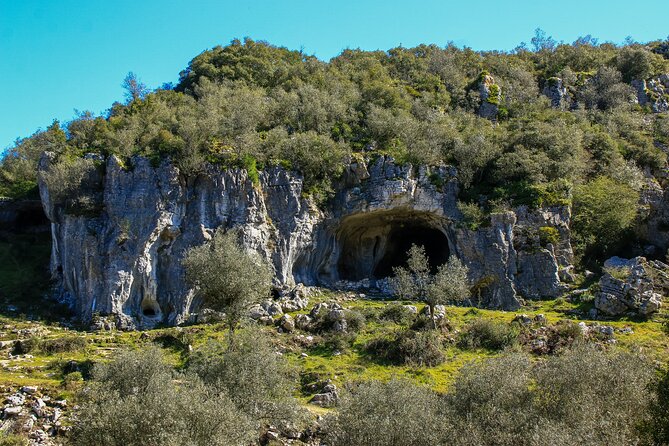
[183,229,272,342]
[392,245,470,328]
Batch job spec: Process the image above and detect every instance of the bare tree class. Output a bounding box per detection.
[122,71,149,102]
[392,245,470,328]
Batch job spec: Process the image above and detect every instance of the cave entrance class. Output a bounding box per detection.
[336,211,450,281]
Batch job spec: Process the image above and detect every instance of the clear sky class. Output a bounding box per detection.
[1,0,668,151]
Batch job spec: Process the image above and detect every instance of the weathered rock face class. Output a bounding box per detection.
[39,154,573,328]
[594,257,667,317]
[542,77,569,109]
[478,74,501,120]
[633,74,669,113]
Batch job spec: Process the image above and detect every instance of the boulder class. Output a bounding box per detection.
[595,257,664,317]
[278,314,295,332]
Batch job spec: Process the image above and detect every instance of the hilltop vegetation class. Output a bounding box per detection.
[3,33,669,265]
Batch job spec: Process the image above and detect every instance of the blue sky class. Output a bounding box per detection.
[1,0,668,151]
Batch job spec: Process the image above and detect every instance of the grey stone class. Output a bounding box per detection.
[595,257,663,317]
[39,154,573,326]
[4,406,23,416]
[295,314,313,331]
[278,314,295,332]
[542,77,569,108]
[478,74,500,119]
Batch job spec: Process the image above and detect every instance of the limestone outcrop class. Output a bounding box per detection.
[38,154,573,328]
[542,77,569,109]
[477,73,501,120]
[633,74,669,113]
[594,256,667,317]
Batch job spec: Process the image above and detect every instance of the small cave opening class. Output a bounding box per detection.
[336,211,451,282]
[141,296,162,319]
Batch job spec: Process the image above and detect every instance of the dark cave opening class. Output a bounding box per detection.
[336,212,450,281]
[373,224,450,278]
[142,307,157,317]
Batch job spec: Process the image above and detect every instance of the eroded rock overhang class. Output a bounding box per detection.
[38,153,572,328]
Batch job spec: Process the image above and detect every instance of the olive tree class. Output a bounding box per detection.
[324,379,445,446]
[72,348,255,446]
[392,245,470,328]
[182,229,272,341]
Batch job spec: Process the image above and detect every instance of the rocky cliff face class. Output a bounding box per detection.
[39,154,574,329]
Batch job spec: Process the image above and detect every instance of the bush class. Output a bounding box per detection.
[323,379,445,446]
[186,329,302,424]
[62,371,84,390]
[457,319,518,351]
[38,156,101,208]
[457,201,487,230]
[538,226,560,247]
[0,434,27,446]
[366,329,445,366]
[12,336,87,355]
[443,346,653,445]
[72,348,256,446]
[311,307,366,334]
[378,303,415,325]
[571,176,639,262]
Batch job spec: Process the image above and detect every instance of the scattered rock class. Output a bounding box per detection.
[278,314,295,333]
[20,386,38,395]
[308,383,339,408]
[3,405,22,416]
[295,314,313,331]
[513,314,533,325]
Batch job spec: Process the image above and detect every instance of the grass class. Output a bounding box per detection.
[0,235,667,411]
[0,287,666,395]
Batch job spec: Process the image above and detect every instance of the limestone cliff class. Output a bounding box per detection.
[38,154,573,329]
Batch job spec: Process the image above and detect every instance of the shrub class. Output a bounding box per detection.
[571,176,639,262]
[443,346,654,445]
[311,307,366,334]
[457,319,518,351]
[366,329,445,367]
[538,226,560,247]
[186,329,302,424]
[323,379,445,446]
[62,371,84,390]
[0,433,27,446]
[379,303,415,325]
[72,348,256,446]
[457,201,487,230]
[12,336,87,355]
[603,265,631,280]
[38,156,100,207]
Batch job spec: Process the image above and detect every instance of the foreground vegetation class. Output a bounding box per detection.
[0,284,667,444]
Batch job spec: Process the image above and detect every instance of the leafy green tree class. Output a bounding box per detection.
[571,176,639,261]
[616,46,667,82]
[0,121,66,199]
[182,229,272,341]
[392,245,469,328]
